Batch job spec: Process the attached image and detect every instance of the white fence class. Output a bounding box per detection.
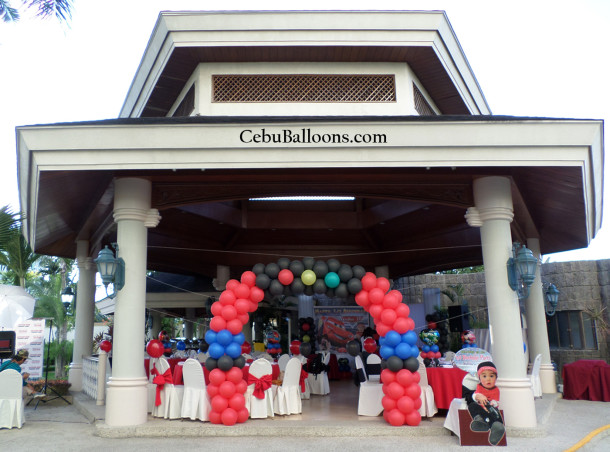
[82,352,108,405]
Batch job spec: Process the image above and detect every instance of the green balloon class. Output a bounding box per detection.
[324,272,340,288]
[302,335,310,343]
[301,269,316,286]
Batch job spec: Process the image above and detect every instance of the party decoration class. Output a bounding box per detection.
[419,329,440,346]
[99,340,112,353]
[290,340,301,355]
[363,337,377,353]
[301,269,316,286]
[146,339,164,358]
[453,348,493,375]
[461,330,478,348]
[346,339,361,357]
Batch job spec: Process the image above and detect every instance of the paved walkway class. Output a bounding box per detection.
[1,393,608,451]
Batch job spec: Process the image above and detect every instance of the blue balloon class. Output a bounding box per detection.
[205,330,217,345]
[176,340,186,351]
[385,330,401,347]
[233,332,245,344]
[422,344,431,353]
[395,342,411,360]
[379,345,395,360]
[274,343,281,349]
[209,342,225,359]
[402,330,418,346]
[226,342,242,358]
[431,344,439,352]
[410,345,420,358]
[379,336,386,346]
[217,329,233,346]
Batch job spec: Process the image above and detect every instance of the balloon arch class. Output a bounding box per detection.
[204,258,422,426]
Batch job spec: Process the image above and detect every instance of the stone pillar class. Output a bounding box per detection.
[213,264,230,291]
[525,238,557,394]
[465,176,536,428]
[150,311,162,340]
[184,308,195,339]
[105,178,160,427]
[68,240,96,392]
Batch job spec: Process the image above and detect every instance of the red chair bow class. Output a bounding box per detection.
[299,369,309,393]
[152,367,173,406]
[247,373,272,399]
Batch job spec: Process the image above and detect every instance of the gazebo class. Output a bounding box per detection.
[16,11,603,428]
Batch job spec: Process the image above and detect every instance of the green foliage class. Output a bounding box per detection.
[0,0,73,23]
[441,284,465,304]
[438,266,484,274]
[46,339,73,365]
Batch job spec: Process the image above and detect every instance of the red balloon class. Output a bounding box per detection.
[382,292,401,310]
[146,339,164,358]
[368,288,384,305]
[99,340,112,353]
[207,385,219,398]
[211,301,223,316]
[376,323,391,338]
[396,369,414,386]
[290,340,301,355]
[211,395,229,413]
[248,301,258,313]
[387,381,404,400]
[381,395,397,411]
[412,371,421,384]
[395,303,410,318]
[427,321,437,330]
[236,379,248,394]
[368,304,383,319]
[241,270,256,287]
[376,277,391,293]
[219,380,237,399]
[301,323,310,332]
[250,286,265,303]
[209,411,222,424]
[226,279,240,291]
[397,395,415,414]
[237,407,249,423]
[219,290,236,306]
[413,395,422,411]
[405,410,421,426]
[234,283,251,299]
[241,342,252,355]
[227,319,243,335]
[228,392,246,411]
[406,382,421,399]
[210,316,227,332]
[361,272,377,291]
[381,368,396,385]
[434,352,442,359]
[393,317,410,334]
[221,305,238,321]
[209,368,227,386]
[354,290,370,309]
[278,269,294,285]
[363,337,377,354]
[380,308,397,326]
[406,317,415,331]
[387,408,405,426]
[221,407,238,426]
[226,367,243,385]
[238,313,250,324]
[234,298,250,315]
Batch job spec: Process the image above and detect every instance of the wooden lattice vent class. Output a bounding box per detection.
[212,74,396,103]
[413,83,437,115]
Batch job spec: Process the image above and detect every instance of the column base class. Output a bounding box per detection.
[497,377,537,428]
[540,364,557,394]
[68,363,83,392]
[105,377,148,426]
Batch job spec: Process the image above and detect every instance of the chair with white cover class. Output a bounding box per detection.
[444,373,477,437]
[0,369,25,429]
[355,355,383,416]
[308,352,330,395]
[366,354,382,382]
[151,357,183,419]
[417,356,438,418]
[277,354,290,373]
[294,354,311,399]
[274,357,303,415]
[529,353,542,398]
[245,358,274,418]
[181,358,211,421]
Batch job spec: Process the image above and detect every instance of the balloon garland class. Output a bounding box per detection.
[206,260,420,426]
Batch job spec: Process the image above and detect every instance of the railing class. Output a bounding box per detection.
[82,351,108,405]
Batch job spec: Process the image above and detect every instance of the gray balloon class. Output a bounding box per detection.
[205,357,218,370]
[313,260,329,277]
[277,257,291,269]
[352,265,366,279]
[327,258,341,272]
[387,355,404,372]
[338,264,353,282]
[334,283,349,298]
[303,257,315,269]
[291,279,305,295]
[265,263,280,279]
[255,273,271,290]
[218,355,234,371]
[289,260,305,276]
[269,279,284,296]
[300,342,312,356]
[313,279,327,294]
[347,277,363,294]
[346,340,361,357]
[252,263,266,275]
[304,285,314,296]
[404,357,419,372]
[234,355,246,369]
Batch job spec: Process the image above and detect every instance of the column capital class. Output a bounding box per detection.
[465,206,513,227]
[114,207,161,228]
[76,257,95,271]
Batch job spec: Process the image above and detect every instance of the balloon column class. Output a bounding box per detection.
[461,330,478,348]
[355,272,422,426]
[266,329,282,356]
[289,340,302,355]
[419,329,442,362]
[298,317,315,349]
[425,312,450,355]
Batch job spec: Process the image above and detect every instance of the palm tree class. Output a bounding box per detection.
[0,211,40,287]
[1,0,73,23]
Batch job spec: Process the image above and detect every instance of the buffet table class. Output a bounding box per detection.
[426,367,467,409]
[562,360,610,401]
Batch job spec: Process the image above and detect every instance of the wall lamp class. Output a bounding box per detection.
[544,283,560,316]
[61,286,75,313]
[95,243,125,299]
[507,242,538,299]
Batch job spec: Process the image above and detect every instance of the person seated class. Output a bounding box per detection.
[0,349,44,399]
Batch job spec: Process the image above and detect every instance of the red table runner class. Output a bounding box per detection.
[426,367,467,409]
[562,360,610,401]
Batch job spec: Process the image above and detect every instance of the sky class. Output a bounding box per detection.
[0,0,608,263]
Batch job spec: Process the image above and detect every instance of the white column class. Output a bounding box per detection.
[184,308,195,339]
[150,311,162,340]
[465,176,536,428]
[68,241,96,391]
[525,238,557,394]
[105,178,160,427]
